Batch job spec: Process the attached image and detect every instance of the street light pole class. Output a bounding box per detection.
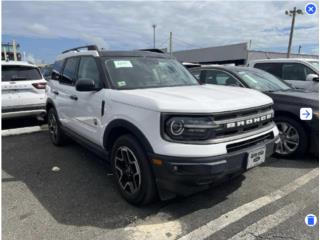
[152,24,157,48]
[285,7,303,58]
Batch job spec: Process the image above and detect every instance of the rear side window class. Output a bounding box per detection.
[254,63,282,78]
[2,65,42,81]
[60,57,79,85]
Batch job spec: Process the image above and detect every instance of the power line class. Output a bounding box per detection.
[158,37,170,49]
[173,37,202,49]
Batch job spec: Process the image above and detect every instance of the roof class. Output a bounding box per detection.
[1,61,37,67]
[56,49,172,61]
[99,50,172,58]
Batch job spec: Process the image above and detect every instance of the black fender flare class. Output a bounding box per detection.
[103,119,154,154]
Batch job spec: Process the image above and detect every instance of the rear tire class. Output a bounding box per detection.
[47,108,67,146]
[274,116,308,158]
[111,135,157,205]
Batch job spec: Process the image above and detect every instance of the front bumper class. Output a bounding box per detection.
[2,104,46,119]
[150,135,279,200]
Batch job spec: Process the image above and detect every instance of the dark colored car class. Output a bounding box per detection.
[190,66,319,157]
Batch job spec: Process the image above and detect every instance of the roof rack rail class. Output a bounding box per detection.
[138,49,165,54]
[62,45,99,54]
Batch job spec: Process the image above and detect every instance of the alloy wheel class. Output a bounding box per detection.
[276,121,300,155]
[114,146,142,195]
[48,110,58,141]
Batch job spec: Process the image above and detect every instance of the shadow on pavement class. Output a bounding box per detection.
[261,155,318,170]
[2,131,244,229]
[2,117,46,130]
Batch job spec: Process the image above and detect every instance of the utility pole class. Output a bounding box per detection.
[152,24,157,48]
[13,39,17,61]
[169,32,173,55]
[285,7,303,58]
[298,45,302,54]
[3,45,7,61]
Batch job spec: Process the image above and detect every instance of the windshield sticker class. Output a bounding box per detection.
[117,81,127,87]
[114,60,133,68]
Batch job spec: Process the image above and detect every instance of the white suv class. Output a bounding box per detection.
[249,58,319,92]
[46,46,279,205]
[2,61,47,119]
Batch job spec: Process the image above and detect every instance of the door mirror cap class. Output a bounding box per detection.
[306,74,319,82]
[75,79,99,91]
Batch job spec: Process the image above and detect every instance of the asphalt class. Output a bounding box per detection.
[2,129,319,240]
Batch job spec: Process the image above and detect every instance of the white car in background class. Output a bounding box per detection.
[2,61,47,119]
[249,58,319,92]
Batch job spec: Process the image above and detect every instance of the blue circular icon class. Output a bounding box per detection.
[305,214,317,227]
[305,3,317,15]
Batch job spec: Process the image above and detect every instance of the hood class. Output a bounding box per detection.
[110,85,273,113]
[266,89,319,109]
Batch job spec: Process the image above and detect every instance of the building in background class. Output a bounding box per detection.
[1,40,22,61]
[173,42,318,66]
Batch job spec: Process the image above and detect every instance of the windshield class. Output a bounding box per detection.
[104,58,199,89]
[307,60,319,70]
[235,69,291,92]
[2,65,42,81]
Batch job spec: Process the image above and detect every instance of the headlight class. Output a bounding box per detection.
[163,115,217,141]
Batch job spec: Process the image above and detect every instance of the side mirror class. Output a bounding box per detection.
[75,79,99,91]
[306,74,319,82]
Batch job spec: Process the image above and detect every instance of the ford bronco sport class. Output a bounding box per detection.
[46,45,279,205]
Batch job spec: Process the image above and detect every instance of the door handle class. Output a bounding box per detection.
[101,100,105,116]
[70,95,78,101]
[52,90,59,95]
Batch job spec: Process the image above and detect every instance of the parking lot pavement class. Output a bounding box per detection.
[2,117,45,130]
[2,131,319,240]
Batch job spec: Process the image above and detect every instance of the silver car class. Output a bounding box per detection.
[249,58,319,92]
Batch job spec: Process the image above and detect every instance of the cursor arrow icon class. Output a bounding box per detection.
[303,110,310,118]
[300,108,312,120]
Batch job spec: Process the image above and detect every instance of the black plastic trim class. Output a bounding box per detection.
[103,119,154,154]
[61,125,109,160]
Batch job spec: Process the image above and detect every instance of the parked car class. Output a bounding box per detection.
[189,66,319,157]
[40,64,53,80]
[2,61,47,119]
[248,58,319,92]
[46,45,279,205]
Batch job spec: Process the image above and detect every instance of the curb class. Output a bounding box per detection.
[2,125,48,137]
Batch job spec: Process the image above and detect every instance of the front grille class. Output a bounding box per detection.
[213,105,274,139]
[226,132,274,153]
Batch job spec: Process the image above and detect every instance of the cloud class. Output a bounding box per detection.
[2,1,318,54]
[25,53,43,64]
[80,33,109,49]
[25,23,52,37]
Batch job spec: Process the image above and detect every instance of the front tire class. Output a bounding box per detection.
[47,108,67,146]
[111,135,156,205]
[275,116,308,157]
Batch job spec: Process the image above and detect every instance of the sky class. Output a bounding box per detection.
[2,1,319,64]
